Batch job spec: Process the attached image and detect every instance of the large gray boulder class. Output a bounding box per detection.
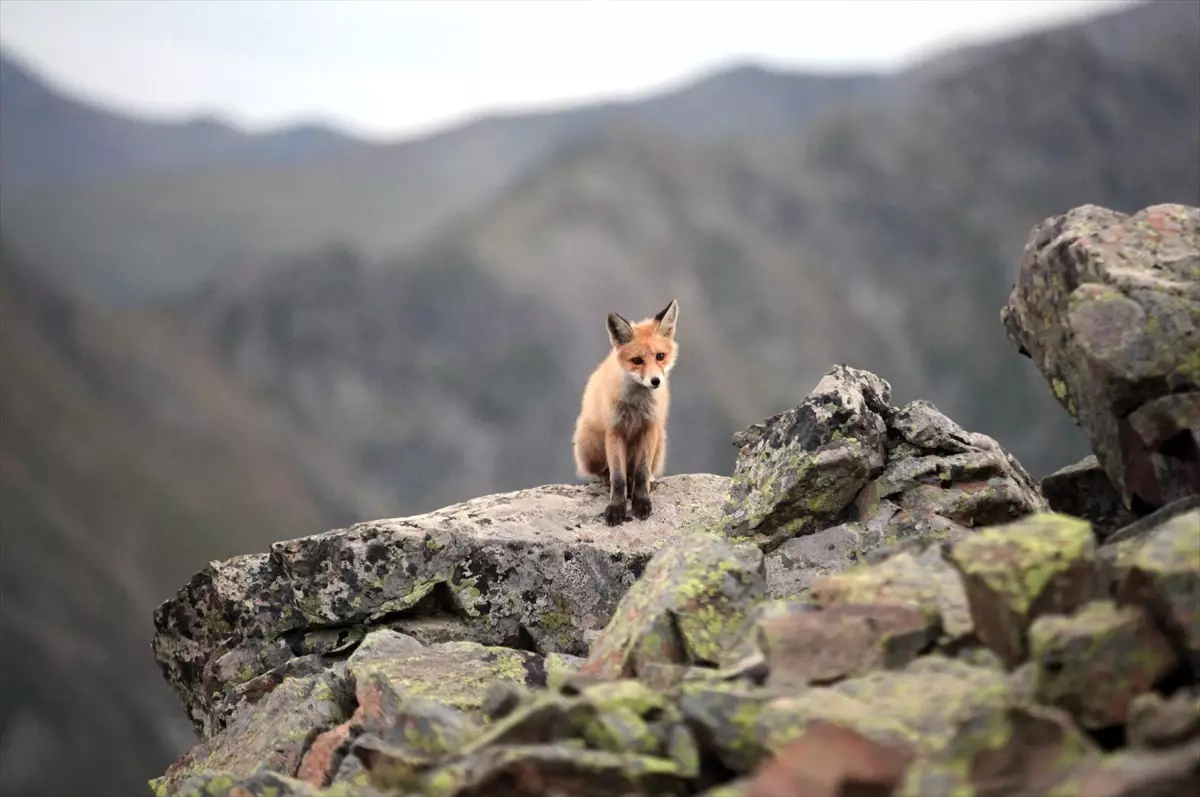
[1001,203,1200,513]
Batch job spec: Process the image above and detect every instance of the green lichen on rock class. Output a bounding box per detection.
[946,512,1099,667]
[579,533,766,679]
[155,671,349,796]
[1030,600,1179,729]
[422,743,688,797]
[169,769,384,796]
[544,651,585,692]
[1111,508,1200,676]
[720,364,891,550]
[677,682,777,773]
[896,703,1099,797]
[347,629,545,716]
[153,475,733,737]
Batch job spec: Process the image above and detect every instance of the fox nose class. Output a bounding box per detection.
[650,376,661,388]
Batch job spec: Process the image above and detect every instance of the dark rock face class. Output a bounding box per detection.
[1042,455,1138,539]
[1001,203,1200,514]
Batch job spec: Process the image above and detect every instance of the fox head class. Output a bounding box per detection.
[605,299,680,391]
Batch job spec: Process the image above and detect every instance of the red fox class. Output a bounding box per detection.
[573,299,679,525]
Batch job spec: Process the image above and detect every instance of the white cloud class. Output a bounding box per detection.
[0,0,1141,139]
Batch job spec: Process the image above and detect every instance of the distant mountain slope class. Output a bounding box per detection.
[0,244,393,797]
[0,51,360,191]
[184,0,1199,515]
[0,56,884,304]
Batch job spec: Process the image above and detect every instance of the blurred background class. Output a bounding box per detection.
[1,0,1197,794]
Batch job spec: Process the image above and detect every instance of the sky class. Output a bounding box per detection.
[0,0,1142,141]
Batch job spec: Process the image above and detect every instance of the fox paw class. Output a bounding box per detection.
[604,503,627,526]
[631,495,652,520]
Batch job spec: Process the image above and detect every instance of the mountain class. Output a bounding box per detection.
[0,243,393,797]
[0,56,885,304]
[0,51,361,192]
[1,1,1198,792]
[182,0,1200,514]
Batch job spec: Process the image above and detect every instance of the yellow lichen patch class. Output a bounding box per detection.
[947,512,1098,666]
[1112,509,1200,668]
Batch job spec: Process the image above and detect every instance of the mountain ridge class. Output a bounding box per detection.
[0,51,363,192]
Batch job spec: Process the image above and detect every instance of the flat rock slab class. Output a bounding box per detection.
[152,474,731,739]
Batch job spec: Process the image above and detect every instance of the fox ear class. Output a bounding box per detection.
[654,299,679,338]
[606,312,634,346]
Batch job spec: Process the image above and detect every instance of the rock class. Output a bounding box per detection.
[864,399,1046,546]
[1069,739,1200,796]
[1042,455,1138,539]
[808,547,974,645]
[151,473,730,736]
[1101,495,1200,547]
[146,350,1200,796]
[724,367,1043,590]
[762,524,863,599]
[896,703,1100,797]
[1127,688,1200,750]
[744,719,913,797]
[151,670,350,796]
[722,364,892,551]
[422,744,689,797]
[1029,600,1179,729]
[578,533,766,679]
[724,600,934,689]
[347,629,547,715]
[945,512,1100,667]
[1001,202,1200,513]
[1109,508,1200,676]
[166,771,334,796]
[149,461,1200,796]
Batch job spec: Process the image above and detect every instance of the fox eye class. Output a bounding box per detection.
[631,357,643,366]
[655,352,665,361]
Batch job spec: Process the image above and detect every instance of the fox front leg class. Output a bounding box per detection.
[629,430,653,520]
[603,430,628,526]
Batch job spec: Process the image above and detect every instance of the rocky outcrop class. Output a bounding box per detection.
[152,507,1200,797]
[152,365,1050,743]
[152,474,731,738]
[1001,203,1200,514]
[149,199,1200,797]
[722,365,1046,597]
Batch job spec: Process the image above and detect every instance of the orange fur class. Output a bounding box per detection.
[573,299,679,526]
